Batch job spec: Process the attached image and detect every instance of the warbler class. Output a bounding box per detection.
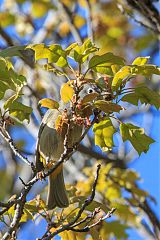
[35,83,102,209]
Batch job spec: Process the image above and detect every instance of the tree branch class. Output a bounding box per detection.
[118,0,160,35]
[68,207,116,232]
[0,200,16,216]
[0,124,35,172]
[0,26,14,46]
[78,144,126,168]
[39,164,115,239]
[85,0,94,42]
[57,1,83,44]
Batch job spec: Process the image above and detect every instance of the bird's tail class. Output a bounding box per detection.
[47,166,69,209]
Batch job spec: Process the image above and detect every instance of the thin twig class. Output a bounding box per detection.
[117,2,160,35]
[2,195,28,240]
[0,201,16,216]
[40,164,103,240]
[57,1,83,44]
[85,0,94,42]
[0,125,33,168]
[69,208,116,232]
[78,144,126,168]
[0,26,14,46]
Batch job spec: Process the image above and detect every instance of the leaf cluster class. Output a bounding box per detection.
[27,39,160,155]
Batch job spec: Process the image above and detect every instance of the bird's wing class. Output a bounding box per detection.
[35,109,63,170]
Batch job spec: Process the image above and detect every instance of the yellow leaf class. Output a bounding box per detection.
[55,115,62,130]
[0,12,15,27]
[78,0,87,7]
[112,66,131,90]
[7,205,15,217]
[105,184,121,200]
[39,98,59,109]
[93,118,116,152]
[132,56,150,66]
[31,2,48,18]
[60,82,74,103]
[111,64,120,74]
[74,15,86,29]
[60,231,76,240]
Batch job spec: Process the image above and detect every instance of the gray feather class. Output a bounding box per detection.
[47,170,69,209]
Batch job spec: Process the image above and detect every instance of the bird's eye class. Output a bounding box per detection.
[88,88,94,94]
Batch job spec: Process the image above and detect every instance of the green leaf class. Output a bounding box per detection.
[120,123,155,155]
[112,66,131,91]
[0,57,26,97]
[80,38,98,62]
[0,81,10,100]
[89,52,125,74]
[50,44,68,67]
[39,98,59,109]
[65,42,78,54]
[0,57,15,91]
[94,100,123,113]
[68,39,98,63]
[93,66,113,75]
[131,64,160,76]
[0,46,26,58]
[112,64,160,91]
[121,84,160,109]
[4,96,32,122]
[27,44,68,67]
[132,56,150,65]
[10,70,27,88]
[81,92,99,105]
[10,102,32,122]
[26,44,52,61]
[93,118,116,151]
[4,94,19,109]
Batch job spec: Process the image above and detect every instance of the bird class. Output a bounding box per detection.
[35,83,102,209]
